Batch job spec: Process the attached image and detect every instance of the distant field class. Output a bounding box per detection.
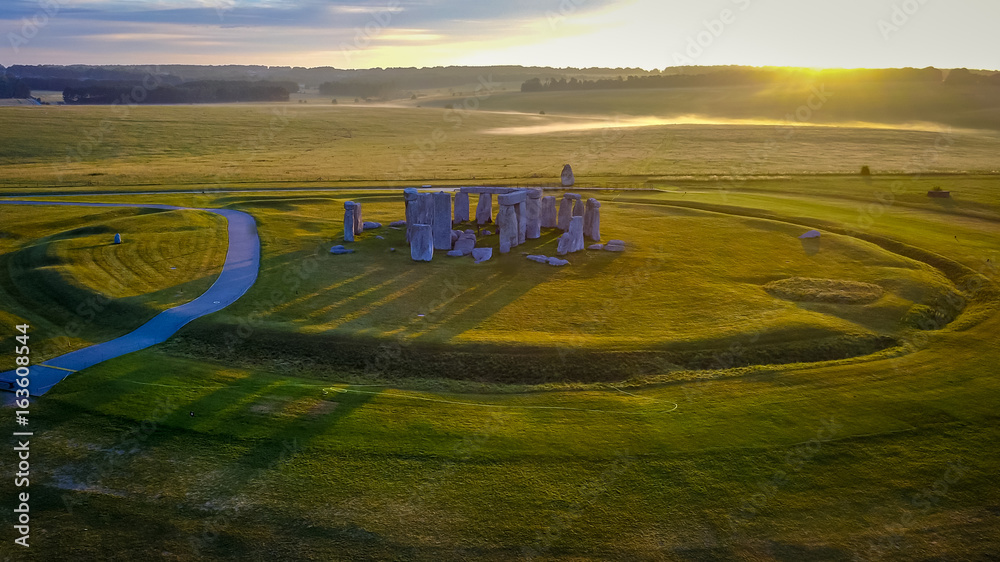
[0,103,998,194]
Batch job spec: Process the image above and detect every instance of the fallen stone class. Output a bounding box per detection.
[526,255,548,263]
[375,235,385,240]
[330,245,355,255]
[363,221,382,230]
[472,247,493,264]
[464,229,475,235]
[390,220,407,227]
[451,230,460,244]
[547,257,570,266]
[588,244,604,250]
[483,230,493,236]
[453,233,477,256]
[561,164,575,187]
[410,224,434,262]
[447,250,465,257]
[604,240,625,252]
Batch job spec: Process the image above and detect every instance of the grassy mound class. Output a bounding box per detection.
[764,277,885,304]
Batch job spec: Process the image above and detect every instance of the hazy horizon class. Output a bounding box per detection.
[2,0,998,71]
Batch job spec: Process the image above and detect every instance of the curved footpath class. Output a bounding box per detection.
[0,201,260,398]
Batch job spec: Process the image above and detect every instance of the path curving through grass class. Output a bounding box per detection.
[0,200,260,397]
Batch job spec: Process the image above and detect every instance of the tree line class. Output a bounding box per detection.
[0,75,32,98]
[62,80,298,105]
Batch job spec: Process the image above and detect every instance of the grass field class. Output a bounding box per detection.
[1,99,999,560]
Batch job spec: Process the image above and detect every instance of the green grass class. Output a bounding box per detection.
[0,205,226,360]
[1,99,999,560]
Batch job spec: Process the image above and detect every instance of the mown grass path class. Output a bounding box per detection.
[0,201,259,396]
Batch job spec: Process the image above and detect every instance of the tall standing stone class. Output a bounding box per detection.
[432,192,453,251]
[476,193,493,225]
[557,194,577,231]
[541,196,557,229]
[517,200,527,244]
[404,188,419,242]
[526,190,542,239]
[353,202,363,234]
[410,224,434,262]
[572,198,584,217]
[416,193,434,229]
[344,203,356,242]
[583,198,601,241]
[454,191,470,223]
[496,205,519,254]
[561,164,575,187]
[557,216,585,255]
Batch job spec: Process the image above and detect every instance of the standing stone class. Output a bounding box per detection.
[344,203,356,242]
[454,191,470,223]
[526,190,542,239]
[416,193,434,228]
[572,198,584,217]
[556,216,585,255]
[113,233,122,245]
[404,188,419,242]
[475,193,493,225]
[561,164,575,187]
[557,194,577,231]
[353,202,363,234]
[583,198,601,241]
[410,224,434,262]
[496,205,519,254]
[517,200,527,244]
[432,192,452,250]
[541,196,557,229]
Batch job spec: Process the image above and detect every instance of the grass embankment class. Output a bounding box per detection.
[0,205,227,360]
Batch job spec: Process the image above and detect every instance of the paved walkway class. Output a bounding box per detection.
[0,201,260,397]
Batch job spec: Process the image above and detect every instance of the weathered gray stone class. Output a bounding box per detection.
[517,200,527,244]
[410,224,434,262]
[588,244,604,251]
[561,164,575,187]
[403,188,419,243]
[496,204,519,254]
[541,196,557,229]
[330,245,355,255]
[343,204,356,242]
[557,194,579,231]
[390,220,407,227]
[454,191,470,223]
[526,191,542,239]
[113,233,122,244]
[583,198,601,241]
[556,216,585,255]
[447,250,465,257]
[352,202,363,234]
[604,239,625,252]
[451,230,460,244]
[482,230,493,236]
[363,221,382,230]
[476,193,493,225]
[526,255,548,263]
[464,229,475,235]
[572,198,584,217]
[453,233,476,256]
[547,257,570,266]
[472,247,493,263]
[432,192,452,250]
[497,191,527,206]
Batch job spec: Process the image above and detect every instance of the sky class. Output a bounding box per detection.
[1,0,997,70]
